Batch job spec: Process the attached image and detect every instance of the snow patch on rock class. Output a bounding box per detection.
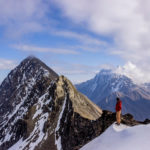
[55,95,67,150]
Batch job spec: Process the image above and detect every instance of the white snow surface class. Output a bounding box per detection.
[55,96,67,150]
[91,83,97,92]
[80,123,150,150]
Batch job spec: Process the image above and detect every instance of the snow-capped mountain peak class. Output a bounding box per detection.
[76,69,150,121]
[96,69,135,92]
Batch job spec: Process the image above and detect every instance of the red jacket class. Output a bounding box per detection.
[116,100,122,111]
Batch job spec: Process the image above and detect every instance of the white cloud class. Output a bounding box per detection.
[54,0,150,53]
[51,62,115,84]
[51,30,108,53]
[0,59,16,70]
[115,62,150,84]
[53,63,96,84]
[54,0,150,83]
[12,44,79,55]
[53,30,107,46]
[53,64,95,75]
[0,0,50,37]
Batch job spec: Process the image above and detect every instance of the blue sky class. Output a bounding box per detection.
[1,0,150,84]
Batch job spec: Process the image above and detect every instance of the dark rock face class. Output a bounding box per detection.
[0,57,59,150]
[76,69,150,121]
[57,93,101,150]
[0,56,58,123]
[0,119,28,150]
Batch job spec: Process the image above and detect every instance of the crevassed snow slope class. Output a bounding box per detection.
[80,123,150,150]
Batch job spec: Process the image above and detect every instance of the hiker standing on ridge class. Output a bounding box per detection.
[116,97,122,125]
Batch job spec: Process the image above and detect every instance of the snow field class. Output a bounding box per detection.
[80,123,150,150]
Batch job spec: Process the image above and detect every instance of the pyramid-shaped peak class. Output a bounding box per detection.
[98,69,130,79]
[25,55,37,60]
[0,56,58,91]
[99,69,113,74]
[19,56,58,79]
[22,55,46,66]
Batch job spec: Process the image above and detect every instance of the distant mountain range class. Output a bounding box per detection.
[76,69,150,121]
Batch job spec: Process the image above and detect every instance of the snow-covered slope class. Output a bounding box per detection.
[80,123,150,150]
[76,69,150,121]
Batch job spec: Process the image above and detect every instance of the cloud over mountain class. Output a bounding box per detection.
[0,58,16,70]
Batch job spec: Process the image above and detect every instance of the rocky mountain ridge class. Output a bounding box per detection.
[0,57,102,150]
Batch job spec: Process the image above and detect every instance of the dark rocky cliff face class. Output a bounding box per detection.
[0,57,59,150]
[0,56,58,123]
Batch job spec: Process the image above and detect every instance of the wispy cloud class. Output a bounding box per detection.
[50,29,109,53]
[0,58,16,70]
[51,61,114,83]
[12,44,79,55]
[0,0,50,37]
[52,63,97,83]
[53,64,95,75]
[53,30,107,46]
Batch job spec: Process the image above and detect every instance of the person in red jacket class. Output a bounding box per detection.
[116,97,122,125]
